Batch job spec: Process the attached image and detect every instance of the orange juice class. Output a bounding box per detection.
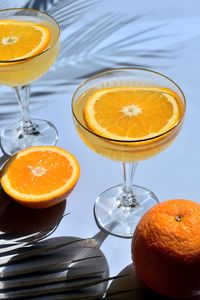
[0,16,59,86]
[73,86,184,162]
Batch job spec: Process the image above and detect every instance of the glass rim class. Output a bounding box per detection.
[71,67,186,143]
[0,8,60,63]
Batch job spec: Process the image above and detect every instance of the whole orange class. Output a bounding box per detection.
[132,199,200,299]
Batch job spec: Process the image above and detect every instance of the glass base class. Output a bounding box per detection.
[94,184,159,238]
[1,119,58,156]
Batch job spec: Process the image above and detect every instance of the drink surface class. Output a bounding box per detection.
[0,16,59,86]
[73,85,184,162]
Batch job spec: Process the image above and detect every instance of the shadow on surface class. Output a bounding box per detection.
[0,234,109,299]
[106,264,200,300]
[0,187,66,243]
[0,153,112,299]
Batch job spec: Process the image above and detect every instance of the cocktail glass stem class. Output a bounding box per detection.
[14,85,38,134]
[1,82,58,155]
[120,162,139,207]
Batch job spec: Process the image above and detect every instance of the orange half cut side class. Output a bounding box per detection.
[1,146,80,208]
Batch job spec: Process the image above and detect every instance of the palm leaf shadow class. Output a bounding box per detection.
[46,12,176,83]
[0,1,179,119]
[24,0,99,25]
[60,13,137,60]
[50,0,99,28]
[25,0,58,11]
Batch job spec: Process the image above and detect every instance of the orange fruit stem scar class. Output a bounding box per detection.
[0,146,80,209]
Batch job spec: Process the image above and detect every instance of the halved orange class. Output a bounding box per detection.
[83,86,182,141]
[0,20,50,61]
[1,146,80,209]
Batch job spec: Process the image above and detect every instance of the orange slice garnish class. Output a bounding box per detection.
[0,20,50,61]
[1,146,80,208]
[83,86,181,141]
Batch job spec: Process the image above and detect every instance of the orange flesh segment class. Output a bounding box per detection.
[6,151,73,195]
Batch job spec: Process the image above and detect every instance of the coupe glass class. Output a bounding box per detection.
[72,68,186,238]
[0,8,60,156]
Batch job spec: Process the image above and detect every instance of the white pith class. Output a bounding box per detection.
[28,165,47,177]
[121,104,142,116]
[2,36,18,45]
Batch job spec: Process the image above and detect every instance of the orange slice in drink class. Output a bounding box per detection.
[1,146,80,209]
[83,86,182,141]
[0,20,50,61]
